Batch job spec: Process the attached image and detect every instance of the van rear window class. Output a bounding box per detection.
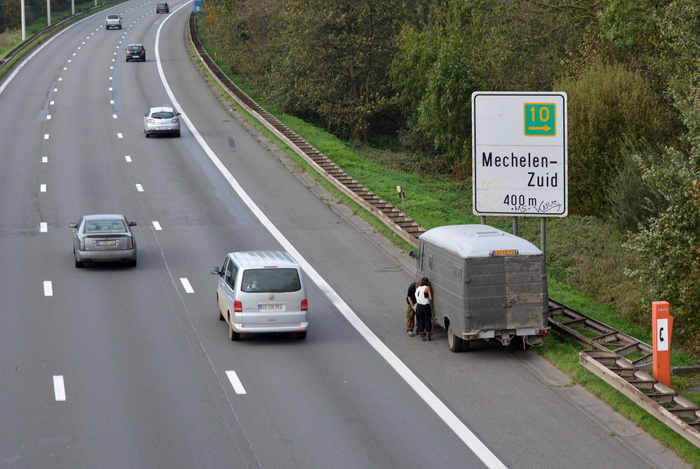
[241,268,301,293]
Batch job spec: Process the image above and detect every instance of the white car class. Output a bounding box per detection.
[211,251,309,340]
[143,106,181,137]
[105,14,122,30]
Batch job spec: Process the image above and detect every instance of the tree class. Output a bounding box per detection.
[556,63,673,215]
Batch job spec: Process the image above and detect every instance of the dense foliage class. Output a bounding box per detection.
[205,0,700,353]
[197,0,700,354]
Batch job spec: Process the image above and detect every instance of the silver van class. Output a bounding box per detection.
[211,251,308,340]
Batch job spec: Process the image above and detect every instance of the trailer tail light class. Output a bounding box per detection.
[234,300,242,313]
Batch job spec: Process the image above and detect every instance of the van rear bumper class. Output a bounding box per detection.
[233,322,308,334]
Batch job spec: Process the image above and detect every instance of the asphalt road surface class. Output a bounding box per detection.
[0,1,692,468]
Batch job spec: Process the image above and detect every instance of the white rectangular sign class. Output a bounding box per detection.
[472,92,568,216]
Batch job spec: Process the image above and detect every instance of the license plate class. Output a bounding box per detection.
[96,240,117,246]
[259,304,284,311]
[157,126,168,130]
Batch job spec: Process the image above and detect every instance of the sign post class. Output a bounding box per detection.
[472,92,567,217]
[652,301,674,387]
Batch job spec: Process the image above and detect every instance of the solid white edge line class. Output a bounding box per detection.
[180,278,194,294]
[43,280,53,296]
[155,10,506,469]
[225,370,247,395]
[53,375,66,401]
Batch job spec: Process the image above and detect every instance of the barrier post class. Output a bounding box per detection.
[651,301,674,386]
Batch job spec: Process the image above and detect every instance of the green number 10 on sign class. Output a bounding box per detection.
[524,103,556,136]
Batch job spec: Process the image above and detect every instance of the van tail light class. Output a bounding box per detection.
[301,299,308,311]
[234,300,242,313]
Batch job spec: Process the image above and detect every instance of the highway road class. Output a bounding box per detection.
[0,1,691,468]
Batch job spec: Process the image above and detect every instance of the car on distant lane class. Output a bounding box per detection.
[105,14,122,30]
[125,44,146,62]
[144,106,181,137]
[156,2,169,13]
[70,214,137,267]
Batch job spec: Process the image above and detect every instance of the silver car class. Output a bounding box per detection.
[70,214,137,268]
[143,106,181,137]
[105,14,122,30]
[211,251,309,340]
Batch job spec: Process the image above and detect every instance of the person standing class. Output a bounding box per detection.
[405,280,417,336]
[415,277,433,341]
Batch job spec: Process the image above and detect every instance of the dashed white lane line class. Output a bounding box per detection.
[225,371,246,395]
[41,156,48,163]
[135,184,144,192]
[152,221,162,230]
[180,278,194,293]
[44,134,49,140]
[43,281,53,296]
[125,155,132,162]
[40,184,46,192]
[117,133,123,139]
[40,222,47,232]
[53,375,66,401]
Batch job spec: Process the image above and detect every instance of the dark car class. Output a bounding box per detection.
[125,44,146,62]
[156,2,169,13]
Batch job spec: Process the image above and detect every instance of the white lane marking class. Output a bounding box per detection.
[40,222,48,232]
[152,221,162,230]
[53,375,66,401]
[40,184,47,192]
[47,115,52,120]
[44,134,49,140]
[180,278,194,293]
[50,101,54,105]
[112,114,118,119]
[117,133,123,139]
[43,281,53,296]
[41,156,48,163]
[157,11,505,468]
[125,155,132,162]
[225,371,246,395]
[53,88,57,92]
[135,184,144,192]
[58,77,62,81]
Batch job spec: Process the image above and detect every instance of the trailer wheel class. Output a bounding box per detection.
[447,324,463,353]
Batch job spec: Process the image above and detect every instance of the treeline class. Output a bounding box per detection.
[0,0,92,32]
[199,0,700,351]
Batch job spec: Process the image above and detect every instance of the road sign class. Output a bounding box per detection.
[472,92,567,216]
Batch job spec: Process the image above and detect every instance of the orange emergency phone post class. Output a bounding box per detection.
[652,301,674,387]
